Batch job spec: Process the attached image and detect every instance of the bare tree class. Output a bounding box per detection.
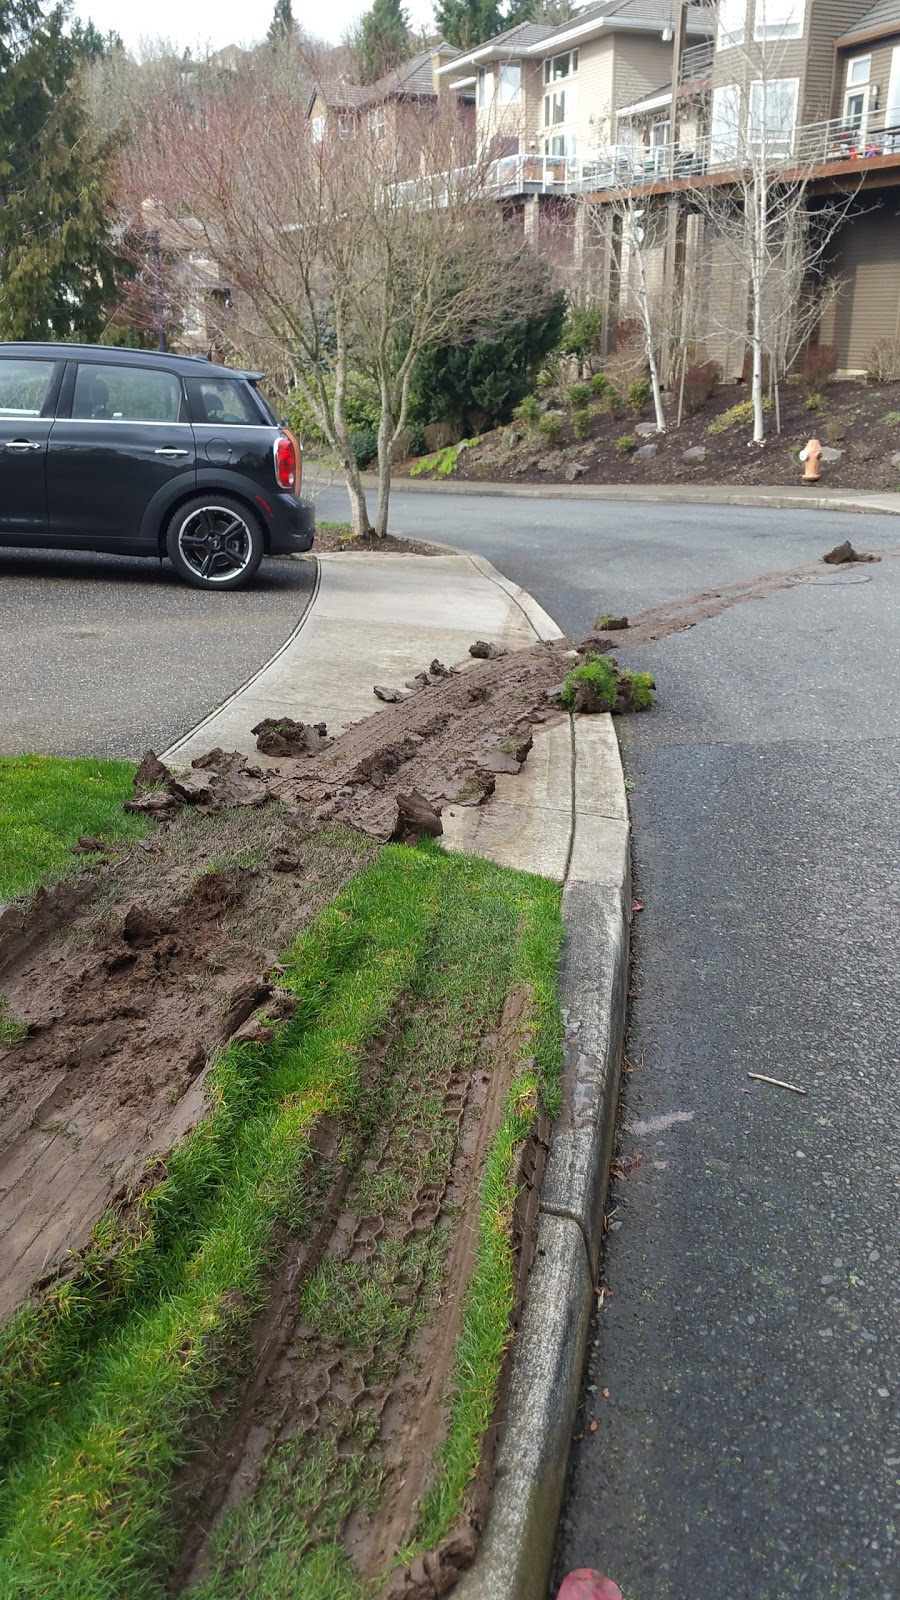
[118,78,552,535]
[583,191,669,432]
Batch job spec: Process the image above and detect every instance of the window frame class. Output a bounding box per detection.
[0,357,62,420]
[748,75,799,153]
[717,0,745,49]
[68,362,187,426]
[846,54,872,87]
[754,0,805,43]
[543,87,568,127]
[368,106,386,137]
[476,65,495,108]
[498,58,522,105]
[543,48,578,86]
[710,81,741,160]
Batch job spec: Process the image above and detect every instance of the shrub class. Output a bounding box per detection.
[410,291,566,431]
[880,410,900,425]
[627,376,651,416]
[350,427,378,467]
[804,393,826,413]
[561,303,604,373]
[707,398,771,435]
[604,384,623,418]
[865,337,900,383]
[615,433,637,453]
[408,438,481,479]
[568,381,592,409]
[537,411,563,445]
[572,407,592,441]
[798,344,836,397]
[590,373,609,396]
[682,360,721,414]
[559,654,618,711]
[513,394,541,428]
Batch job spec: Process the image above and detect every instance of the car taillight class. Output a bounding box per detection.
[273,432,300,493]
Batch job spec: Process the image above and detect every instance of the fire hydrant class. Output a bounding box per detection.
[799,436,822,483]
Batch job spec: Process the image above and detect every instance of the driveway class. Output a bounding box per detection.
[317,482,900,1600]
[0,548,316,759]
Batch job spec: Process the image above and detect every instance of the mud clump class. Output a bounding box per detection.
[251,718,330,758]
[468,640,506,660]
[822,540,879,565]
[126,749,270,817]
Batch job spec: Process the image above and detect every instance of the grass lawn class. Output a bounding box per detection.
[0,839,563,1598]
[0,755,148,900]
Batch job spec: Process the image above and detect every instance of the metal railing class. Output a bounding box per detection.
[679,40,714,84]
[393,107,900,206]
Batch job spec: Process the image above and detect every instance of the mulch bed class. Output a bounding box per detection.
[313,528,442,556]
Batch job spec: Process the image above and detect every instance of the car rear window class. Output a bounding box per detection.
[0,359,56,418]
[72,363,183,423]
[187,378,263,426]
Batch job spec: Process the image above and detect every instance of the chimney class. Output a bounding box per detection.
[432,47,447,97]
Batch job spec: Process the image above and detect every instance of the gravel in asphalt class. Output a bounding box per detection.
[0,548,316,759]
[312,484,900,1600]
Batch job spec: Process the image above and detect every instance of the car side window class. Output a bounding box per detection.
[187,378,260,426]
[0,359,56,418]
[72,364,184,423]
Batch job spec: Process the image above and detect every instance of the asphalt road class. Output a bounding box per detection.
[318,484,900,1600]
[0,547,316,759]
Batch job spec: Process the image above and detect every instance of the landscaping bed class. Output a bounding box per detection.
[394,377,900,493]
[0,643,581,1599]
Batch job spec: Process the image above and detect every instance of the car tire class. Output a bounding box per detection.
[165,495,265,591]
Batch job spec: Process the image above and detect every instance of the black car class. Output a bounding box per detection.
[0,342,315,590]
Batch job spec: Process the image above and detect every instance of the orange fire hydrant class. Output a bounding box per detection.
[800,436,822,482]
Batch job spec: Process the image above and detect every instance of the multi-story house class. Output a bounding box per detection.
[305,44,475,174]
[436,0,900,374]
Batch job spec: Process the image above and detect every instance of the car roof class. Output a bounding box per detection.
[0,342,257,383]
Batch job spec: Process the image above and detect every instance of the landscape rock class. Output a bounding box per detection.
[635,443,658,460]
[890,452,900,467]
[565,462,589,481]
[635,422,658,437]
[820,446,843,462]
[682,446,708,463]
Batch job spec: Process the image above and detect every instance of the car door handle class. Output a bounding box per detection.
[5,439,42,451]
[154,447,191,457]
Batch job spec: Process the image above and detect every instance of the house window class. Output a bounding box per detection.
[754,0,805,42]
[847,54,871,86]
[476,66,495,108]
[499,59,521,104]
[368,107,386,136]
[717,0,745,49]
[710,82,740,160]
[543,48,578,85]
[543,88,568,126]
[844,87,868,133]
[312,115,325,143]
[749,77,799,152]
[651,118,670,146]
[337,114,352,139]
[545,133,574,157]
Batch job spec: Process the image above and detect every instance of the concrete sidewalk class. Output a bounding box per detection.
[162,550,560,766]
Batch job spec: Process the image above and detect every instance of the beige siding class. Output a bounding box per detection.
[818,202,900,367]
[612,32,679,131]
[575,37,616,150]
[803,1,872,118]
[832,31,900,117]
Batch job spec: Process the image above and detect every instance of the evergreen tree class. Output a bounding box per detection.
[433,0,533,51]
[267,0,296,42]
[353,0,411,84]
[0,1,118,341]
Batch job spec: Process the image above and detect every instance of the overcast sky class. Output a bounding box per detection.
[72,0,436,53]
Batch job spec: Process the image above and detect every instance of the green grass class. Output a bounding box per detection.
[559,654,618,711]
[0,996,27,1047]
[0,842,564,1598]
[0,755,149,900]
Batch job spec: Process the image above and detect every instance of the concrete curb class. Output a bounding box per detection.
[454,715,631,1600]
[307,467,900,516]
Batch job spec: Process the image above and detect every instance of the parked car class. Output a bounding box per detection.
[0,342,315,590]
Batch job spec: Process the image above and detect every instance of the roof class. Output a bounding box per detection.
[438,0,715,73]
[309,43,469,115]
[837,0,900,44]
[0,342,245,381]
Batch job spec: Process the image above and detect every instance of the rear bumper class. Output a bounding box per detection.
[266,494,315,554]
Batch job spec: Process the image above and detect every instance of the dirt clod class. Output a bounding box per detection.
[468,641,506,660]
[822,541,879,565]
[71,836,107,855]
[251,718,330,758]
[134,750,170,791]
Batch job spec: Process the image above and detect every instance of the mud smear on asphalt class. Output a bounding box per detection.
[176,990,546,1600]
[608,548,896,650]
[0,810,376,1322]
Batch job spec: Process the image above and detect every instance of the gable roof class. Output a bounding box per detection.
[438,1,714,75]
[308,43,469,117]
[837,0,900,45]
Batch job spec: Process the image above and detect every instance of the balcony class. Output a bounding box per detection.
[678,40,714,84]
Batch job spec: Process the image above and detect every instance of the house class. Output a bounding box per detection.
[305,44,475,173]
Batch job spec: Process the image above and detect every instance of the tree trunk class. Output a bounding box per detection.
[342,456,372,537]
[374,391,393,537]
[750,172,766,446]
[631,210,666,433]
